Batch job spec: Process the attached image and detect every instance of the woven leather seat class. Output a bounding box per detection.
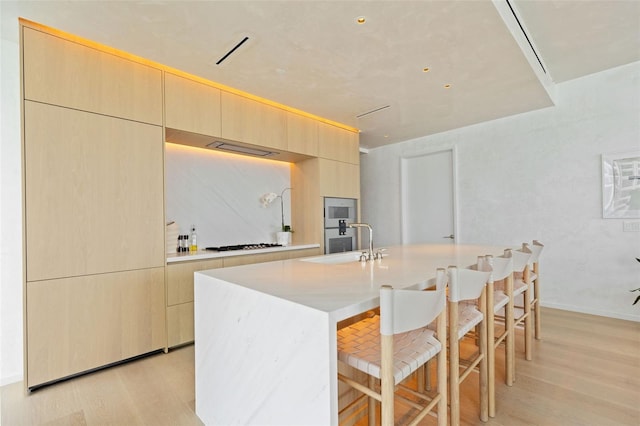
[338,316,441,385]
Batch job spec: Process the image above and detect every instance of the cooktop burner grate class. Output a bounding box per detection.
[205,243,282,251]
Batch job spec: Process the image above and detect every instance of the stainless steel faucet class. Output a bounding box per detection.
[348,223,374,261]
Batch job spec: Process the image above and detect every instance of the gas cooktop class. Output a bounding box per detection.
[205,243,282,252]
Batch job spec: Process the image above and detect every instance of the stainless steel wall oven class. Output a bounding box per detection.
[324,197,357,254]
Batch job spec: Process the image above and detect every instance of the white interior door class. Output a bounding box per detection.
[401,149,457,244]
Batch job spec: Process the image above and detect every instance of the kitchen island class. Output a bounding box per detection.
[194,243,508,425]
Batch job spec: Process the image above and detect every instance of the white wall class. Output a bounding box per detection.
[361,61,640,322]
[1,37,23,385]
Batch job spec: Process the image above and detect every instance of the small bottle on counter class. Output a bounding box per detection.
[178,234,190,252]
[190,225,198,252]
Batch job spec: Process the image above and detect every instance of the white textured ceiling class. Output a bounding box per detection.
[2,1,639,149]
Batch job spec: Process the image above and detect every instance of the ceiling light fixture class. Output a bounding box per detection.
[356,16,366,24]
[444,84,452,89]
[423,67,430,72]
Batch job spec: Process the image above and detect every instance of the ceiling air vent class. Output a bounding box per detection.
[356,105,391,119]
[505,0,546,74]
[216,36,250,65]
[206,141,277,157]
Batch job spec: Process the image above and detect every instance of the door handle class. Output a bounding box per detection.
[443,234,455,239]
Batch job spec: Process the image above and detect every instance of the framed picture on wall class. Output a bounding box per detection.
[602,150,640,218]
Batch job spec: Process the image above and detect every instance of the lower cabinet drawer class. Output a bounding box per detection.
[167,302,194,348]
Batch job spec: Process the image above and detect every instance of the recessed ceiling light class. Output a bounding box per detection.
[356,16,366,24]
[444,84,452,89]
[423,67,430,72]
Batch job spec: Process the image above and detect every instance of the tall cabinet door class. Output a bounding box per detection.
[24,101,165,282]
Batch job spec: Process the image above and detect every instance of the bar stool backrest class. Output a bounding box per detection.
[504,248,532,273]
[379,284,446,336]
[447,265,492,303]
[483,255,513,282]
[524,240,544,264]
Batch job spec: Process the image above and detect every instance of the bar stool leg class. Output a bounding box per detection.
[505,275,515,386]
[486,282,496,417]
[534,263,542,340]
[523,266,533,361]
[479,291,488,422]
[380,335,394,426]
[368,376,376,426]
[449,300,460,426]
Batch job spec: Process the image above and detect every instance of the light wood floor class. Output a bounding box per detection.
[2,308,639,425]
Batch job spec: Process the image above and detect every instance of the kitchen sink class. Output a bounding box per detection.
[299,252,364,265]
[300,251,388,265]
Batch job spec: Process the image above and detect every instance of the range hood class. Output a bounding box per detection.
[205,141,277,157]
[164,127,312,163]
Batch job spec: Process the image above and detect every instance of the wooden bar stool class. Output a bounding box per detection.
[497,248,532,380]
[337,272,448,426]
[447,265,491,424]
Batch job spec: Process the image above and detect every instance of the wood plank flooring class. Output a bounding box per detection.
[2,307,639,425]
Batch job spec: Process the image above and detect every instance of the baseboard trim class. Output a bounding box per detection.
[541,302,640,322]
[1,373,23,387]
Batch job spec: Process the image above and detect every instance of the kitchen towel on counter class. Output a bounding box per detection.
[166,222,180,254]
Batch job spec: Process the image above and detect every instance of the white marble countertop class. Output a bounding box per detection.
[197,243,508,322]
[166,243,320,263]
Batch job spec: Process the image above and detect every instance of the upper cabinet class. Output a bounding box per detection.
[318,122,359,165]
[318,159,361,199]
[164,73,221,137]
[287,113,318,157]
[220,91,287,151]
[22,27,162,126]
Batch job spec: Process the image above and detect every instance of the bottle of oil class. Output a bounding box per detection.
[190,225,198,252]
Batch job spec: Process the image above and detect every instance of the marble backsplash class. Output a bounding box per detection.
[165,143,292,250]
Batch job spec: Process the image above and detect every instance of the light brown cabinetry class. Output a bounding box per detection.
[21,21,166,389]
[222,250,291,267]
[291,157,360,252]
[164,72,221,137]
[22,27,162,125]
[24,101,165,282]
[318,159,361,199]
[26,268,165,388]
[167,303,196,349]
[287,113,318,156]
[318,122,360,165]
[221,91,287,151]
[167,258,223,306]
